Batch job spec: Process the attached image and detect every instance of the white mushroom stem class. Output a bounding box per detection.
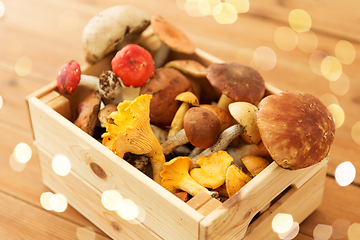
[191,124,244,163]
[227,141,270,166]
[79,74,99,90]
[161,129,189,155]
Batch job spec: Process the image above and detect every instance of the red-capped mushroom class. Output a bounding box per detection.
[57,60,81,95]
[111,44,155,88]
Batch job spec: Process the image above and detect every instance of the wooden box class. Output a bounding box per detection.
[26,48,328,240]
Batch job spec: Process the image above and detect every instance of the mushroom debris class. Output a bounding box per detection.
[101,94,166,184]
[53,5,336,203]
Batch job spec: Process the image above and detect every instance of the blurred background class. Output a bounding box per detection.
[0,0,359,239]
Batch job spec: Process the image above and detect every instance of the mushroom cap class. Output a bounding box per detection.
[256,91,335,170]
[228,102,261,144]
[150,15,195,54]
[164,59,207,78]
[175,92,199,106]
[199,104,236,132]
[206,62,265,103]
[160,156,209,196]
[139,67,194,128]
[183,107,221,148]
[190,151,234,189]
[98,70,123,105]
[225,164,252,198]
[82,5,150,63]
[241,155,269,177]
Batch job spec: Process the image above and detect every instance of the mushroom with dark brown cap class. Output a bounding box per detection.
[206,62,266,112]
[256,91,335,170]
[82,5,150,63]
[161,107,221,155]
[139,67,194,129]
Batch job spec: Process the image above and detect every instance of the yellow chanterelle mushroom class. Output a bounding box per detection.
[101,94,165,184]
[226,164,252,198]
[190,151,233,189]
[160,156,209,196]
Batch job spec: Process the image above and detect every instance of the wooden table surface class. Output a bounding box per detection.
[1,0,360,239]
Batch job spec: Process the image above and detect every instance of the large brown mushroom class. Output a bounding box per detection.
[206,62,265,112]
[256,91,335,170]
[139,67,194,128]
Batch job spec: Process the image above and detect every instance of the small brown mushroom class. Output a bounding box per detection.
[168,92,199,138]
[206,62,265,112]
[73,91,102,136]
[98,103,117,126]
[241,155,270,177]
[256,91,335,170]
[98,70,123,105]
[139,67,194,129]
[161,107,221,155]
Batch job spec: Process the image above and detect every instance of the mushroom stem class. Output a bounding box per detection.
[161,129,189,155]
[168,102,190,138]
[227,141,270,166]
[79,74,99,90]
[192,124,244,163]
[217,94,234,112]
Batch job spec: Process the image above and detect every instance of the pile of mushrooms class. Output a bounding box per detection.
[55,5,336,202]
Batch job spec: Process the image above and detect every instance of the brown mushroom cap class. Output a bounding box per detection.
[183,107,221,148]
[256,91,335,170]
[150,15,195,54]
[199,104,236,132]
[206,62,265,103]
[139,67,193,128]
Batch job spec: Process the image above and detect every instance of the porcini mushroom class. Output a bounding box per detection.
[82,5,150,63]
[160,156,210,196]
[139,67,194,128]
[101,94,166,184]
[256,91,335,170]
[228,101,261,144]
[111,44,155,88]
[225,164,252,198]
[73,91,102,136]
[168,92,199,138]
[206,62,265,112]
[190,151,233,189]
[161,107,221,155]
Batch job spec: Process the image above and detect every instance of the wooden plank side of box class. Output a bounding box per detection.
[198,158,328,240]
[27,96,204,240]
[243,165,327,240]
[36,143,161,240]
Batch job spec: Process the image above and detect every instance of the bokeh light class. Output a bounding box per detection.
[184,0,208,16]
[272,213,294,234]
[50,193,68,212]
[0,95,3,110]
[274,27,297,51]
[52,154,71,176]
[15,56,32,77]
[9,153,27,172]
[278,222,299,239]
[293,58,316,83]
[327,103,344,129]
[0,1,4,18]
[225,0,249,13]
[319,93,339,107]
[313,224,332,240]
[253,46,277,71]
[335,161,356,187]
[332,219,351,239]
[288,9,312,33]
[309,50,328,75]
[76,226,96,240]
[296,30,318,53]
[14,142,32,163]
[321,56,342,81]
[329,72,350,96]
[101,190,123,211]
[213,3,237,24]
[58,10,79,31]
[351,121,360,145]
[116,199,139,221]
[348,223,360,240]
[40,192,55,211]
[335,40,356,65]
